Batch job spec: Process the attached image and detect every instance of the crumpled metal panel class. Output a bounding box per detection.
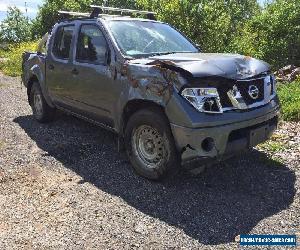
[123,60,187,103]
[129,53,270,81]
[121,53,271,122]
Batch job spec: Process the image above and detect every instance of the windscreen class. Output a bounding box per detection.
[108,20,198,58]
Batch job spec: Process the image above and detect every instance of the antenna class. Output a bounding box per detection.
[24,1,28,18]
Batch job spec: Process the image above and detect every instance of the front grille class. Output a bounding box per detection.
[217,77,267,109]
[236,78,265,105]
[218,86,233,108]
[188,75,272,111]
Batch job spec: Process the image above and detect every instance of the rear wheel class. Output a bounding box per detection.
[30,82,55,123]
[125,109,180,180]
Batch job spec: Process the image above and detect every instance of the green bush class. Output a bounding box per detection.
[136,0,260,53]
[277,80,300,121]
[0,46,8,58]
[0,41,38,77]
[230,0,300,69]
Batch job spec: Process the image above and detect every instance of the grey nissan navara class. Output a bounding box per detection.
[22,6,280,180]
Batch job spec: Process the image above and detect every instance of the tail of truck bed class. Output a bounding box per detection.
[22,34,49,87]
[21,51,38,87]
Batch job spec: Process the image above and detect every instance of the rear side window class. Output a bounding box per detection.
[76,24,108,64]
[52,25,74,60]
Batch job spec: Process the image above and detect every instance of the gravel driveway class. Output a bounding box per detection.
[0,73,299,249]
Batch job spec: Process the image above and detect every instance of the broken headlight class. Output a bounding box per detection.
[181,88,223,113]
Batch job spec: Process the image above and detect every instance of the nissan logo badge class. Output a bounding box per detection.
[248,85,259,100]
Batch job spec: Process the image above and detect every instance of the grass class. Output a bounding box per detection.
[0,41,38,77]
[258,140,287,153]
[257,133,288,166]
[256,127,292,168]
[277,79,300,122]
[0,51,6,59]
[257,131,289,155]
[259,155,285,167]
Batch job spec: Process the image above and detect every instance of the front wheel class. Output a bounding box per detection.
[125,109,180,180]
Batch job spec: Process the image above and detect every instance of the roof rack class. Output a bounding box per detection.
[58,6,157,21]
[58,11,90,19]
[90,5,156,20]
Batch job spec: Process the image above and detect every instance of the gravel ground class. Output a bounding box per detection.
[0,73,299,249]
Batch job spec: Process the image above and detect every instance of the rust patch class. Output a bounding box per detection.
[145,80,174,96]
[121,64,129,76]
[128,76,139,88]
[147,59,177,67]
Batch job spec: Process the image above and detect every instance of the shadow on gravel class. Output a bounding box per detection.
[14,114,296,245]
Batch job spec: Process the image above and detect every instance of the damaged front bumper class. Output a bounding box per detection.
[171,98,280,163]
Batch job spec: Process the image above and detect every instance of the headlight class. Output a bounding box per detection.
[181,87,223,113]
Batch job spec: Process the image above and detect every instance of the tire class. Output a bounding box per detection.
[30,82,55,123]
[124,108,180,180]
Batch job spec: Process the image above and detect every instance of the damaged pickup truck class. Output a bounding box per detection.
[22,7,280,180]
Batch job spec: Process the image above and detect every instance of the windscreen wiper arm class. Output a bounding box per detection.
[150,51,195,56]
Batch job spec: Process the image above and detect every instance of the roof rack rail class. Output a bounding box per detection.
[90,5,156,20]
[58,11,90,19]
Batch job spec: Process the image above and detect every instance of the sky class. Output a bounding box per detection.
[0,0,43,22]
[0,0,267,23]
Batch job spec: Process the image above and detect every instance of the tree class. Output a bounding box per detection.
[231,0,300,68]
[30,0,299,69]
[31,0,92,38]
[31,0,137,38]
[136,0,260,53]
[0,6,32,43]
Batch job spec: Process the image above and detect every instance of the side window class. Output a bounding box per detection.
[52,25,74,60]
[76,24,108,64]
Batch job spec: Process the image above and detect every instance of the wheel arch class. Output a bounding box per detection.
[120,99,170,136]
[26,70,55,108]
[27,75,39,105]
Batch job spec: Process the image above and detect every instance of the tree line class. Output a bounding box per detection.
[0,0,299,69]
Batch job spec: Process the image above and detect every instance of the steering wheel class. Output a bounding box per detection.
[142,39,156,53]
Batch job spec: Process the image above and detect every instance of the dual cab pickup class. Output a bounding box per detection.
[22,13,280,180]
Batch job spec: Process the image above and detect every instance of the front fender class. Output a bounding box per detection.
[113,62,183,132]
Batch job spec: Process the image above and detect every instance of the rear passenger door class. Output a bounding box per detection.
[46,24,76,106]
[71,23,115,127]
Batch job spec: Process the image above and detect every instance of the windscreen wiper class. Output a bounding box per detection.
[149,51,195,56]
[150,52,178,56]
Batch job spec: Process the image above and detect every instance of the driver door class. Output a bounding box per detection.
[70,23,115,127]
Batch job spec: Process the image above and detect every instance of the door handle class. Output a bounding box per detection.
[48,64,54,70]
[71,68,79,75]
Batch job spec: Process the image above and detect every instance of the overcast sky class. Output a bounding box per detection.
[0,0,267,22]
